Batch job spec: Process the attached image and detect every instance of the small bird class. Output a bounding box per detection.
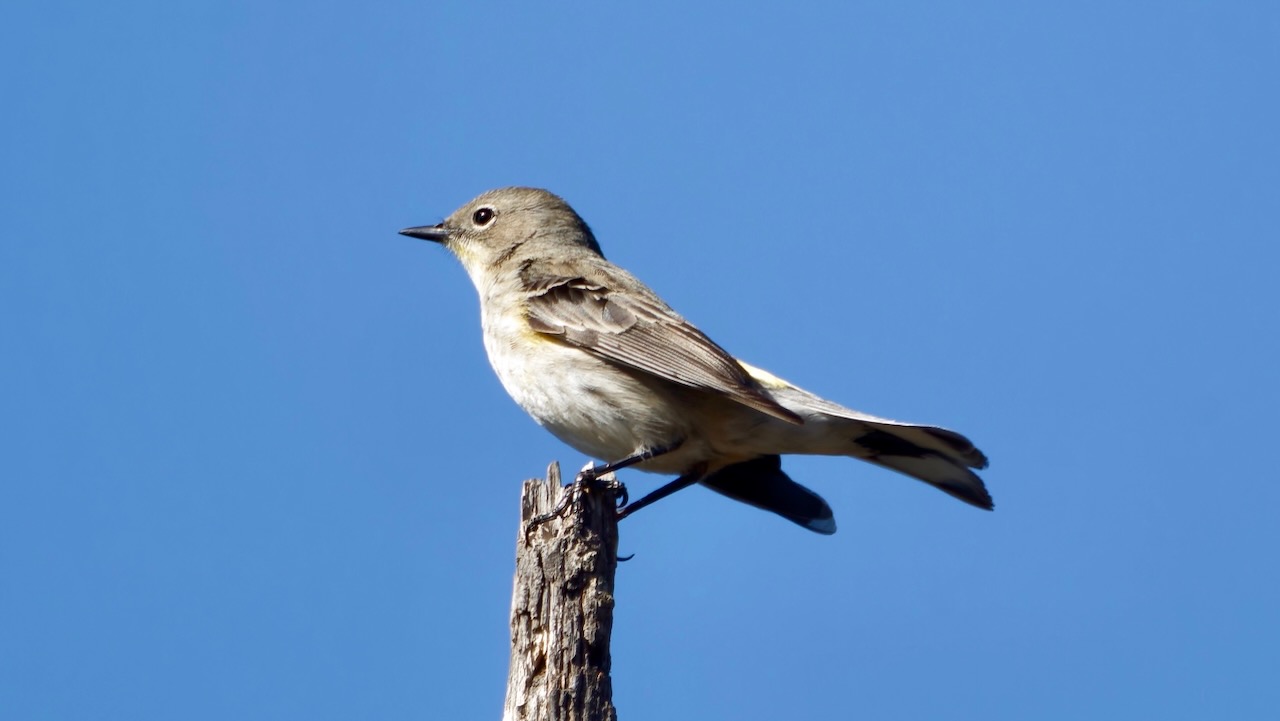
[401,187,991,534]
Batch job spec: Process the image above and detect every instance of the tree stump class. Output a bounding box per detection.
[503,462,622,721]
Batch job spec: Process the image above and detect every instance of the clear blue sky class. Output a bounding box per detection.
[3,2,1278,719]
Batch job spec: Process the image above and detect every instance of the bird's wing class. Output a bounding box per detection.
[737,362,992,509]
[803,394,989,471]
[739,361,988,469]
[522,273,802,424]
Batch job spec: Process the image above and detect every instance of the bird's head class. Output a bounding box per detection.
[400,187,603,281]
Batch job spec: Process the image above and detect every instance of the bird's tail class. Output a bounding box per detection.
[700,455,837,534]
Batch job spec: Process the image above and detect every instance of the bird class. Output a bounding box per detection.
[400,187,991,534]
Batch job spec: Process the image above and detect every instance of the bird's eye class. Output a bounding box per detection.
[472,207,495,226]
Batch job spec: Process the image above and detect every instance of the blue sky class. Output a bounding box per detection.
[3,2,1278,719]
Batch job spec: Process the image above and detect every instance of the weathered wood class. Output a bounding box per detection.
[503,463,621,721]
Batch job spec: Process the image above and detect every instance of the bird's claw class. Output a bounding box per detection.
[523,463,627,536]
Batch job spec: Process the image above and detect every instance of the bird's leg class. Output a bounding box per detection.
[576,441,682,482]
[617,464,707,521]
[525,442,680,531]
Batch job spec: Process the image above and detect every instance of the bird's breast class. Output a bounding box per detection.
[479,308,692,465]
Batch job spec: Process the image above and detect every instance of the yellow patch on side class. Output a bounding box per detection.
[518,324,563,344]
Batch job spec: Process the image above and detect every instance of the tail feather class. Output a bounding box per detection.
[700,456,837,534]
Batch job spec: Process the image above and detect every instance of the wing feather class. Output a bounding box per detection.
[523,274,802,424]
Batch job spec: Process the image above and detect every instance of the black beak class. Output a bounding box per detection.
[399,224,451,243]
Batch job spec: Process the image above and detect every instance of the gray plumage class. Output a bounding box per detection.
[401,187,992,534]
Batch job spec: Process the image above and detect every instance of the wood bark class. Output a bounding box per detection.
[503,463,621,721]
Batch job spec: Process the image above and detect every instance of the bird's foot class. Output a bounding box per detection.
[571,462,628,507]
[524,462,627,534]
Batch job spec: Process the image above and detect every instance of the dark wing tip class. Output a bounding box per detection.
[857,439,995,512]
[922,427,989,469]
[936,473,995,511]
